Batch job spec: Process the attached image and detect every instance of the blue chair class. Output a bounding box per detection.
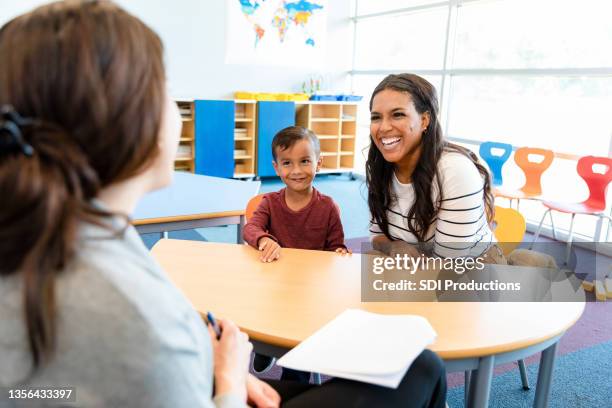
[478,141,513,186]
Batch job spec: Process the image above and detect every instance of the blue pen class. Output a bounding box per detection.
[206,311,222,339]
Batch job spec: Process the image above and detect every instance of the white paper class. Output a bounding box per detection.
[277,309,437,388]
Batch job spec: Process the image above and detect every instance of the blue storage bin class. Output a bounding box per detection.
[310,94,337,101]
[337,95,363,101]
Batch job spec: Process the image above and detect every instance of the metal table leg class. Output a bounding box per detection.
[468,355,495,408]
[465,370,472,407]
[518,359,530,390]
[237,215,245,244]
[533,342,558,408]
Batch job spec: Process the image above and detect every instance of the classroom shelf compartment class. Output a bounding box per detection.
[234,100,257,178]
[175,100,196,172]
[340,155,355,169]
[321,154,340,170]
[294,102,358,174]
[311,104,341,119]
[174,157,193,163]
[310,118,338,122]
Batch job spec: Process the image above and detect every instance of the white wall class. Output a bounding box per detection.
[0,0,353,99]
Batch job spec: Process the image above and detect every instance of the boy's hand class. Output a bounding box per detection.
[335,247,352,256]
[258,237,281,263]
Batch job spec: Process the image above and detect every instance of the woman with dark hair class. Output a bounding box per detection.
[367,73,501,261]
[0,2,447,407]
[367,74,558,270]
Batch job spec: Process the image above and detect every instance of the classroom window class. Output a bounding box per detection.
[453,0,612,69]
[356,0,448,16]
[447,76,612,157]
[353,7,448,71]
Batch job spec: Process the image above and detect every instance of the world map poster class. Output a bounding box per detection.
[226,0,327,66]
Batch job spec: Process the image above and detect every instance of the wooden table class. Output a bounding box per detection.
[151,239,585,408]
[132,172,260,242]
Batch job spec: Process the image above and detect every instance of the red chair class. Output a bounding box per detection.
[530,156,612,264]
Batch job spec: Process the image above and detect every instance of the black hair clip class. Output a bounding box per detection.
[0,105,35,157]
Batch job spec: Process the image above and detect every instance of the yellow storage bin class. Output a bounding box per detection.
[234,91,257,100]
[274,93,291,101]
[290,93,309,101]
[235,92,310,101]
[255,93,276,101]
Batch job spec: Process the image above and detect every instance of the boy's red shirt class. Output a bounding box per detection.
[243,188,346,251]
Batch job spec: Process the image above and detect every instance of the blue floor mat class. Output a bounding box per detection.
[447,341,612,407]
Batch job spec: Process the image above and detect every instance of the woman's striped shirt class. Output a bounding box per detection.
[370,151,495,258]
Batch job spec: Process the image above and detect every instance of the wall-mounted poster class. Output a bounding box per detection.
[226,0,327,66]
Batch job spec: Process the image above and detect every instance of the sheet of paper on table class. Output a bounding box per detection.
[277,308,437,388]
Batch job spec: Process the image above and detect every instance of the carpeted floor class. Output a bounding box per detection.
[448,340,612,408]
[140,175,612,407]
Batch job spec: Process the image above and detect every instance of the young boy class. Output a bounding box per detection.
[243,126,350,381]
[243,125,349,262]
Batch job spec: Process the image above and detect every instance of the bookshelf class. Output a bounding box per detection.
[234,100,257,178]
[178,99,357,179]
[175,100,195,172]
[295,101,357,173]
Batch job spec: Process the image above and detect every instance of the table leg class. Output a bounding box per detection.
[468,356,494,408]
[518,359,530,390]
[533,342,558,408]
[464,370,472,407]
[237,215,245,244]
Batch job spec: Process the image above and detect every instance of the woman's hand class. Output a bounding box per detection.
[258,237,281,263]
[208,319,252,401]
[247,374,281,408]
[372,235,421,258]
[387,240,421,258]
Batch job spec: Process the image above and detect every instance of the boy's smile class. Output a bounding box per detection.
[273,138,321,194]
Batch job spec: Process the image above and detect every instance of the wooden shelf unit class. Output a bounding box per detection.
[176,100,195,172]
[295,102,357,172]
[234,100,257,178]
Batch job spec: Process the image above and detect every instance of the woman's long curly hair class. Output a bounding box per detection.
[366,73,494,242]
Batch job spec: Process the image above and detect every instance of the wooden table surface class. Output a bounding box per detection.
[151,239,585,360]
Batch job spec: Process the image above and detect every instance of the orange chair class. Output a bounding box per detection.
[495,147,554,210]
[245,193,265,222]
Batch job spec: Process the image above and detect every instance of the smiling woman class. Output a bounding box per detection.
[366,73,497,259]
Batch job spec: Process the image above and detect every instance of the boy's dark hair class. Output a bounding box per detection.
[271,126,320,161]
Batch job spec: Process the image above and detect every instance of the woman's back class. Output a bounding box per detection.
[0,219,215,407]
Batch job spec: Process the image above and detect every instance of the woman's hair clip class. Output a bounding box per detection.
[0,105,35,157]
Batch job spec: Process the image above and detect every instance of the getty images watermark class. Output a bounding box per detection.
[360,242,599,302]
